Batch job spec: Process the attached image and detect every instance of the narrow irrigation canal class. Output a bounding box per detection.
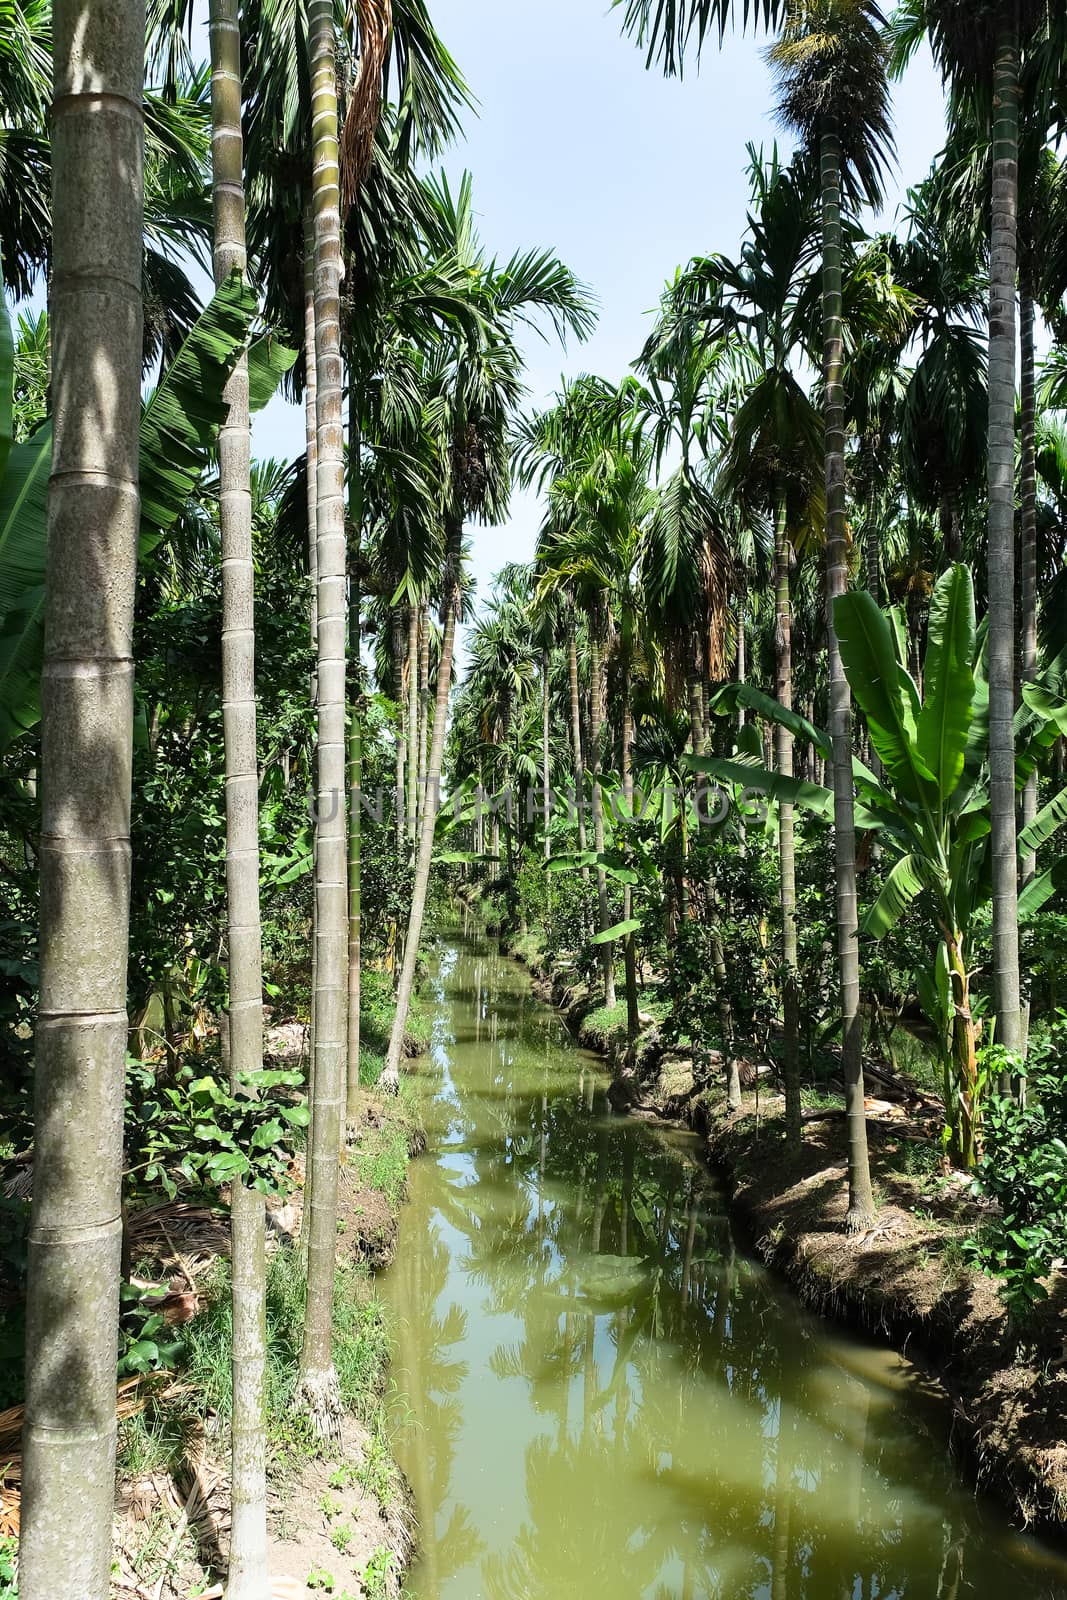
[380,929,1067,1600]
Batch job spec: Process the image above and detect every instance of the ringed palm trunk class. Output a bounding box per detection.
[406,603,419,844]
[773,495,802,1147]
[1019,271,1038,887]
[20,0,143,1591]
[589,597,616,1009]
[347,671,362,1111]
[621,664,639,1045]
[418,604,430,805]
[302,210,319,1226]
[298,0,347,1436]
[822,129,875,1226]
[542,646,552,862]
[987,22,1023,1061]
[392,609,406,855]
[209,1,270,1588]
[347,379,363,1119]
[382,514,464,1089]
[566,598,589,869]
[303,203,319,697]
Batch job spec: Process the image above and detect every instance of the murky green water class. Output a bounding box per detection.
[380,929,1067,1599]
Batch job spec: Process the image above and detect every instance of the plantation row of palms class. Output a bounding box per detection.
[2,0,1067,1594]
[0,0,595,1592]
[450,4,1067,1273]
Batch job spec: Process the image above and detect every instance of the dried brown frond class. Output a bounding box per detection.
[127,1203,231,1278]
[340,0,393,217]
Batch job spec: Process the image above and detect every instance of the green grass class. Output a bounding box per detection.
[118,1251,393,1481]
[352,1085,419,1214]
[360,970,431,1061]
[582,1001,630,1048]
[359,1045,387,1088]
[508,929,545,968]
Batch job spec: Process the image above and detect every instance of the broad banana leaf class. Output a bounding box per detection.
[916,564,976,801]
[1021,680,1067,738]
[709,681,833,762]
[0,273,296,748]
[916,940,952,1057]
[688,755,835,820]
[833,588,937,803]
[863,852,942,939]
[589,918,642,946]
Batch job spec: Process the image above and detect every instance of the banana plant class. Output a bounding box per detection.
[0,269,296,747]
[693,564,1067,1167]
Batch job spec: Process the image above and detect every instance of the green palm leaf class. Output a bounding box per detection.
[0,274,295,748]
[0,268,12,485]
[1017,788,1067,861]
[589,917,642,946]
[138,268,257,553]
[1019,857,1067,920]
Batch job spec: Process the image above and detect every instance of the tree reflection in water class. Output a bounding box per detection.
[379,932,1067,1600]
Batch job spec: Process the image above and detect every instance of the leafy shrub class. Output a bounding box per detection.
[125,1058,308,1204]
[969,1017,1067,1317]
[0,1532,16,1599]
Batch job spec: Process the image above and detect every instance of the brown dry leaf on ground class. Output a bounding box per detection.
[193,1582,304,1600]
[127,1204,231,1276]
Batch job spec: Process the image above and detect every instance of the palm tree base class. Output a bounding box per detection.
[843,1202,878,1237]
[295,1367,343,1442]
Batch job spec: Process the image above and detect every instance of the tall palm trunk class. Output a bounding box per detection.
[774,496,801,1146]
[542,646,552,861]
[822,130,875,1225]
[303,212,319,1220]
[590,597,616,1008]
[987,21,1023,1060]
[304,205,319,698]
[1019,273,1038,888]
[382,514,463,1089]
[298,0,347,1436]
[392,609,406,854]
[347,381,363,1118]
[567,599,589,865]
[20,0,143,1592]
[209,1,271,1589]
[406,603,419,844]
[621,665,639,1043]
[418,604,430,803]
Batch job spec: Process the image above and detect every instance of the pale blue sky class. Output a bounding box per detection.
[253,3,949,626]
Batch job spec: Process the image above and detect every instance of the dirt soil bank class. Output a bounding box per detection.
[513,941,1067,1535]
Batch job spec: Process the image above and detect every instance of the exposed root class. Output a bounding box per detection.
[295,1367,343,1444]
[378,1062,400,1097]
[844,1204,878,1237]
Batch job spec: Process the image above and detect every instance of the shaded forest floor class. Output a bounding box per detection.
[509,931,1067,1535]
